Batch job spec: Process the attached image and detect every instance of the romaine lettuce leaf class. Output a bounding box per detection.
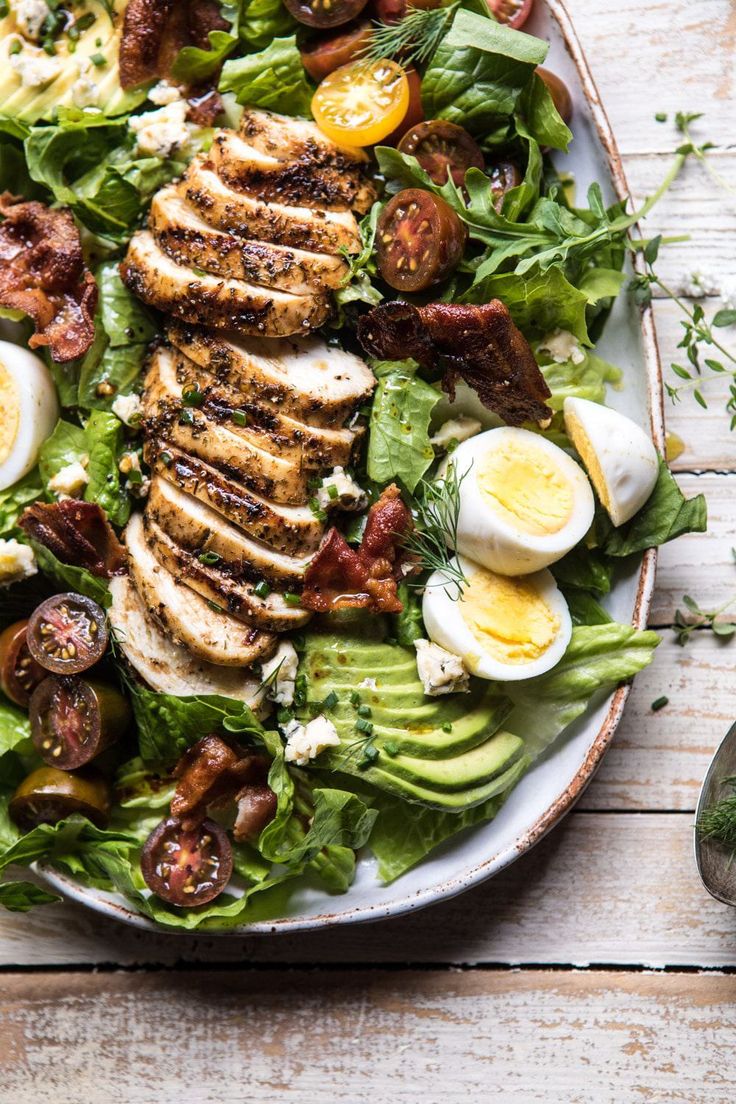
[0,695,31,757]
[219,35,313,115]
[463,265,591,343]
[0,469,43,538]
[30,543,111,607]
[539,347,622,410]
[127,683,264,764]
[39,410,131,526]
[367,360,440,493]
[599,460,707,557]
[239,0,297,52]
[172,30,239,82]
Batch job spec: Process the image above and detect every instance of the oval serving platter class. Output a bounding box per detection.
[38,0,664,934]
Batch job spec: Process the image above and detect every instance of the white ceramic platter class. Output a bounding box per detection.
[37,0,664,934]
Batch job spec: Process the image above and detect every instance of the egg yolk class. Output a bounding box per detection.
[477,440,573,535]
[0,359,19,466]
[460,570,560,665]
[564,412,611,513]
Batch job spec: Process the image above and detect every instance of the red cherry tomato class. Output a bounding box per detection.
[383,68,424,146]
[27,593,109,675]
[141,816,233,907]
[284,0,369,30]
[30,676,131,770]
[300,22,373,82]
[376,188,467,292]
[0,619,46,708]
[371,0,441,23]
[537,67,573,123]
[487,0,533,29]
[398,120,484,187]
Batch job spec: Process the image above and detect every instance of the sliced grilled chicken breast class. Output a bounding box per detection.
[126,513,277,667]
[209,130,376,214]
[182,158,363,255]
[144,514,311,632]
[146,444,324,556]
[148,476,313,590]
[143,348,311,504]
[149,188,349,296]
[168,323,375,429]
[169,347,361,469]
[122,231,330,336]
[109,575,268,707]
[240,109,370,174]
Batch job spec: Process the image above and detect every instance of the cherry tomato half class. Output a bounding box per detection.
[487,0,534,29]
[300,22,373,82]
[376,188,467,292]
[0,619,46,708]
[141,816,233,907]
[284,0,369,30]
[27,592,109,676]
[9,766,111,831]
[488,159,523,210]
[383,68,424,146]
[371,0,442,22]
[398,120,484,187]
[537,67,572,124]
[312,58,410,147]
[30,676,131,770]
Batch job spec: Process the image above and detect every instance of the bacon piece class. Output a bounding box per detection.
[301,485,412,614]
[119,0,228,88]
[19,500,126,577]
[357,299,552,426]
[171,734,276,840]
[0,195,97,363]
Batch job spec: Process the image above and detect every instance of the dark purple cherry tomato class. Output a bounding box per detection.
[140,817,233,907]
[30,676,131,770]
[284,0,369,30]
[0,619,46,707]
[384,68,424,146]
[398,120,484,187]
[371,0,442,22]
[27,593,108,675]
[376,188,467,293]
[300,22,373,82]
[537,67,573,123]
[9,766,112,831]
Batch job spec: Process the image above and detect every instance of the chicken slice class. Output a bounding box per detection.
[168,323,375,429]
[143,347,311,505]
[209,130,376,214]
[182,158,362,255]
[122,231,330,336]
[169,347,361,469]
[144,514,311,632]
[146,443,324,556]
[108,575,268,709]
[148,476,313,590]
[239,109,370,175]
[149,187,349,296]
[126,512,278,667]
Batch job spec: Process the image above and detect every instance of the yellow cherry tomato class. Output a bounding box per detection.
[311,58,410,147]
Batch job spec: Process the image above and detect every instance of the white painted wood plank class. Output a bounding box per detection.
[2,814,735,968]
[2,968,736,1103]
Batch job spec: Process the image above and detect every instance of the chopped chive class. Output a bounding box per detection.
[90,51,107,67]
[284,592,302,607]
[76,12,96,32]
[0,1,9,16]
[277,706,294,726]
[358,743,379,769]
[231,409,247,427]
[126,468,143,485]
[309,497,327,522]
[159,450,172,467]
[383,740,399,757]
[198,550,221,566]
[42,39,56,55]
[651,696,669,712]
[327,483,339,501]
[9,39,21,54]
[356,717,373,735]
[322,690,338,710]
[68,39,76,52]
[293,674,308,707]
[357,704,372,718]
[655,112,668,122]
[178,407,195,426]
[441,722,453,733]
[253,579,271,599]
[307,474,321,491]
[182,386,203,407]
[95,37,103,46]
[206,599,223,613]
[349,691,361,707]
[67,23,79,39]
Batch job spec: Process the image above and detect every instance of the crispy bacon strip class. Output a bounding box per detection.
[357,300,552,426]
[171,734,276,841]
[19,500,126,577]
[301,485,412,615]
[0,195,97,363]
[119,0,228,88]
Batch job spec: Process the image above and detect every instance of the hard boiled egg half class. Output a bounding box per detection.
[564,398,659,526]
[423,557,572,681]
[0,340,58,491]
[445,427,595,576]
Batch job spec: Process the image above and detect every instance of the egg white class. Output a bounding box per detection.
[443,427,595,576]
[423,557,572,682]
[563,397,659,527]
[0,340,58,492]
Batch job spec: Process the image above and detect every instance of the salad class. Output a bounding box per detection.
[0,0,707,929]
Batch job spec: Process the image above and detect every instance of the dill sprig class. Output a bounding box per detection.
[360,3,458,68]
[403,463,468,597]
[698,776,736,854]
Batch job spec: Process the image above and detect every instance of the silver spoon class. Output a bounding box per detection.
[695,720,736,906]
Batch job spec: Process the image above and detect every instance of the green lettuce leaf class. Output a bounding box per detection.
[462,265,591,343]
[0,469,43,537]
[367,360,440,493]
[38,420,87,486]
[599,460,708,557]
[127,683,264,764]
[219,35,313,115]
[539,348,622,411]
[239,0,297,51]
[30,543,111,607]
[392,581,425,646]
[0,882,60,911]
[0,695,31,757]
[516,71,572,152]
[84,411,130,527]
[172,30,238,82]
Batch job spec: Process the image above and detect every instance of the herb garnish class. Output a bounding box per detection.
[697,776,736,855]
[673,593,736,646]
[361,3,459,68]
[403,464,468,597]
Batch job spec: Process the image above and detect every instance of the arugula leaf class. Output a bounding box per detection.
[30,543,111,608]
[0,469,43,537]
[127,683,264,764]
[265,787,377,867]
[551,545,613,597]
[367,361,440,493]
[600,460,708,557]
[239,0,297,51]
[516,71,572,152]
[422,11,547,137]
[219,35,313,115]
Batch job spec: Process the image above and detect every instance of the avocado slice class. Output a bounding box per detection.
[359,755,531,811]
[377,731,524,791]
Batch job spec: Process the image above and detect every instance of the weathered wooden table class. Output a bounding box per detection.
[3,3,736,1099]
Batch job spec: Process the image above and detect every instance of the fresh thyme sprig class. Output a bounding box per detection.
[403,463,468,597]
[697,776,736,854]
[360,3,459,67]
[673,592,736,646]
[675,112,736,202]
